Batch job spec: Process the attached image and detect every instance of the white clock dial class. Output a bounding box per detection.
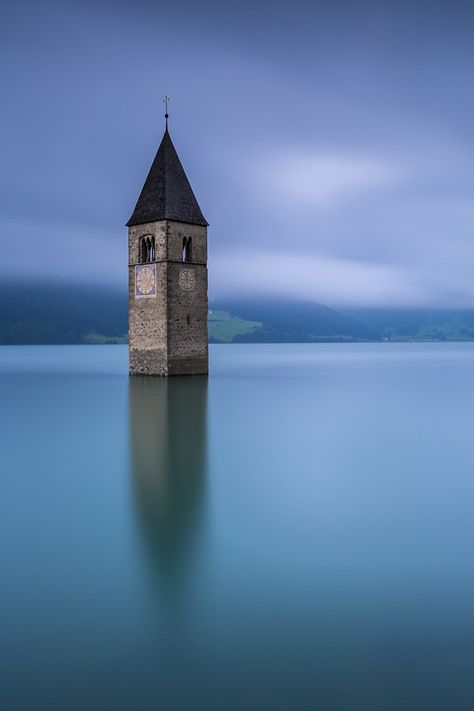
[135,264,156,298]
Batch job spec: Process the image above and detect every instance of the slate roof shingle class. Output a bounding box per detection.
[126,129,208,227]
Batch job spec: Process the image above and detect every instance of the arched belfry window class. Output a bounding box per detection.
[182,237,192,263]
[140,235,155,263]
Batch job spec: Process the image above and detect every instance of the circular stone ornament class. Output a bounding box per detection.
[179,268,195,291]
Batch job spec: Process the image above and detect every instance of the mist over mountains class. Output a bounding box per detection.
[2,281,474,345]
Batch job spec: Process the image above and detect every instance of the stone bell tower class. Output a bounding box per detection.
[127,111,208,376]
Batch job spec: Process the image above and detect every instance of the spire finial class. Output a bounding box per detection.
[163,95,170,130]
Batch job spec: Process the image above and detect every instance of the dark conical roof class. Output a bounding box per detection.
[127,129,208,227]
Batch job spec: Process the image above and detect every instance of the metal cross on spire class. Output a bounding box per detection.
[163,96,170,130]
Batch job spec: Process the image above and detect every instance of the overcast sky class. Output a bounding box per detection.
[1,0,473,307]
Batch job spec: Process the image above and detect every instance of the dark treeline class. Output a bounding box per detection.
[2,281,474,344]
[0,282,127,344]
[213,300,378,342]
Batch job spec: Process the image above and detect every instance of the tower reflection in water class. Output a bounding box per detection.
[128,376,208,593]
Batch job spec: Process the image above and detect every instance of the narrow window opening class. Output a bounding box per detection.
[140,237,147,263]
[182,237,192,263]
[186,315,191,326]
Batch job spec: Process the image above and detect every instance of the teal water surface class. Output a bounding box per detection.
[1,343,474,710]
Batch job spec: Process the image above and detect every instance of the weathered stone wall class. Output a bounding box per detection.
[128,260,168,375]
[167,262,208,375]
[128,219,208,376]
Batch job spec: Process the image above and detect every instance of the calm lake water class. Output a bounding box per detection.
[1,343,474,710]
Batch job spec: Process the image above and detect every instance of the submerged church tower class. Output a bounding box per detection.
[127,114,209,376]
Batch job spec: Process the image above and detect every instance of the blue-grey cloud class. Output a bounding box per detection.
[1,0,473,306]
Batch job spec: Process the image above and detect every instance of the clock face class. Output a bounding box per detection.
[135,264,156,298]
[179,268,195,292]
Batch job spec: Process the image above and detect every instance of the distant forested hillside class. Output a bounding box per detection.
[0,282,127,344]
[210,300,378,342]
[344,308,474,342]
[0,283,378,345]
[2,281,474,344]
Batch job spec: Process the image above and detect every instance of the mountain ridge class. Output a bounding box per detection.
[2,281,474,344]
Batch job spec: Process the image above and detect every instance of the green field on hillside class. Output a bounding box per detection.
[208,310,262,343]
